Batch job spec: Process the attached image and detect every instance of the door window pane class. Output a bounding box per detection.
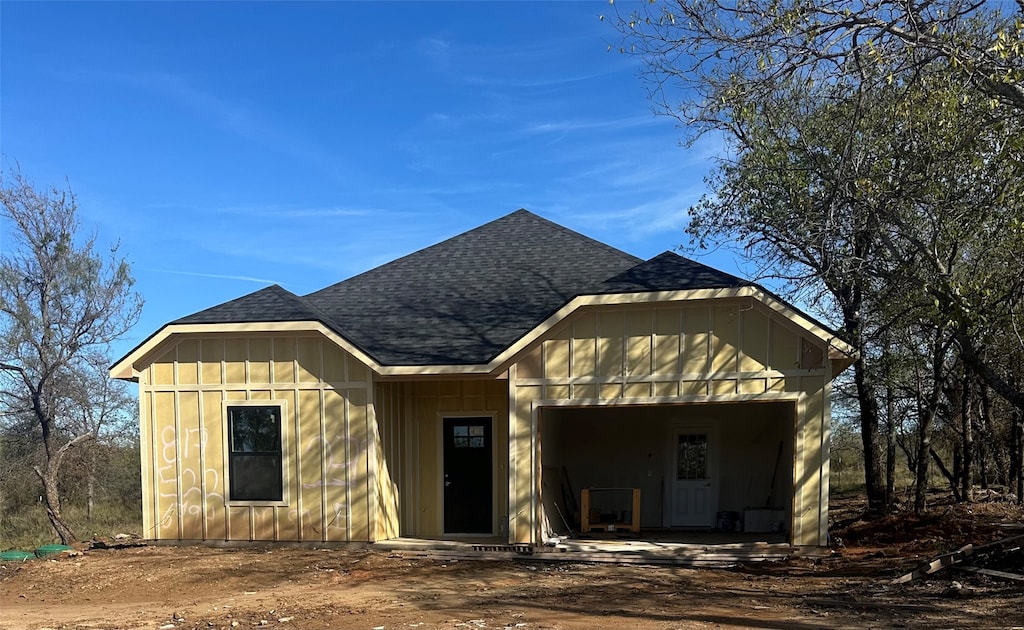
[677,434,708,480]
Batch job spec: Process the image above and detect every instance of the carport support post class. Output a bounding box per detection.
[507,364,535,545]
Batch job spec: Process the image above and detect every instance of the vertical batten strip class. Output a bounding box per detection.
[195,339,208,540]
[705,305,713,393]
[145,370,158,538]
[792,392,805,543]
[366,380,379,542]
[567,325,574,399]
[172,389,183,539]
[677,306,685,392]
[269,337,276,386]
[316,339,327,540]
[736,304,744,395]
[172,345,182,538]
[677,306,685,394]
[530,400,538,544]
[620,307,627,394]
[292,338,302,540]
[267,338,278,541]
[507,364,518,544]
[218,390,229,541]
[344,392,352,541]
[819,363,832,546]
[294,386,303,541]
[649,308,656,396]
[319,387,328,542]
[197,384,208,539]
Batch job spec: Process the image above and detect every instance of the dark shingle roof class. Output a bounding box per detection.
[171,210,757,366]
[173,284,332,325]
[599,251,750,293]
[303,209,642,365]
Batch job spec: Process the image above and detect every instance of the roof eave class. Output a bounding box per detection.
[109,320,384,380]
[112,288,858,381]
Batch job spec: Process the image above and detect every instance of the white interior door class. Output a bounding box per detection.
[670,430,716,527]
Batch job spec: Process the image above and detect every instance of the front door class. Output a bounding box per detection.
[443,417,493,534]
[670,430,716,527]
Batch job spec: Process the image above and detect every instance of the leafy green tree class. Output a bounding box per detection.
[612,0,1024,511]
[0,170,142,544]
[609,0,1024,128]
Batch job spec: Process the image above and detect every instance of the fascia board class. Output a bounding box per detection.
[108,321,383,380]
[111,289,858,381]
[486,288,857,376]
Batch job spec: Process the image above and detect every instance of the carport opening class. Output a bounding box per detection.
[539,401,796,542]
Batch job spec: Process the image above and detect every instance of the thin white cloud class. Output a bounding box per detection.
[462,68,623,89]
[147,269,279,285]
[522,115,659,135]
[419,37,453,72]
[209,205,376,219]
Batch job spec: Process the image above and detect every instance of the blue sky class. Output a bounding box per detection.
[1,1,738,360]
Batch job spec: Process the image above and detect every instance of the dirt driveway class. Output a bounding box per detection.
[1,542,1022,630]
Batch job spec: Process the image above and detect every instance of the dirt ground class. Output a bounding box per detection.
[2,495,1022,630]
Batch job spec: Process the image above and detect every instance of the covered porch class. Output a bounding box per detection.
[538,401,797,544]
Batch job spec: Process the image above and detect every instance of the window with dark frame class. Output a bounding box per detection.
[228,405,283,502]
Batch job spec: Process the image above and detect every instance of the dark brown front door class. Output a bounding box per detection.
[443,417,492,533]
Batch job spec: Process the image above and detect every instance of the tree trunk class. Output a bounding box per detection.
[87,449,95,522]
[980,383,1008,488]
[854,358,887,512]
[915,408,935,512]
[1012,409,1023,504]
[930,447,961,501]
[915,332,950,513]
[885,387,897,508]
[953,441,963,492]
[34,400,92,545]
[37,463,76,544]
[960,374,974,502]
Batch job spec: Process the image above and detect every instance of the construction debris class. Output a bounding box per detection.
[891,534,1024,584]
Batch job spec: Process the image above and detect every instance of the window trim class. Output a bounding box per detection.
[223,400,290,507]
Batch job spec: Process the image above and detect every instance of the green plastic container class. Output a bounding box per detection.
[34,544,73,558]
[0,550,35,562]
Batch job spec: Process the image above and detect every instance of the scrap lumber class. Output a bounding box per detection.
[890,543,974,584]
[954,565,1024,582]
[890,533,1024,584]
[972,533,1024,553]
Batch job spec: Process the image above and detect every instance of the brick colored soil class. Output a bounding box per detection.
[2,494,1022,630]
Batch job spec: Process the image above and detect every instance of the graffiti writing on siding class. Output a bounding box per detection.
[156,423,364,537]
[157,425,223,536]
[302,437,363,488]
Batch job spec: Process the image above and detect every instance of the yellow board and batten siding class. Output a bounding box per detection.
[139,334,378,543]
[375,379,509,538]
[508,298,832,546]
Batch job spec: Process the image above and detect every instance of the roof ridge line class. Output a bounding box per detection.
[270,284,345,328]
[304,208,641,297]
[514,209,642,264]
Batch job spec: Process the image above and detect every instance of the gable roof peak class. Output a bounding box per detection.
[172,282,331,326]
[596,250,752,294]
